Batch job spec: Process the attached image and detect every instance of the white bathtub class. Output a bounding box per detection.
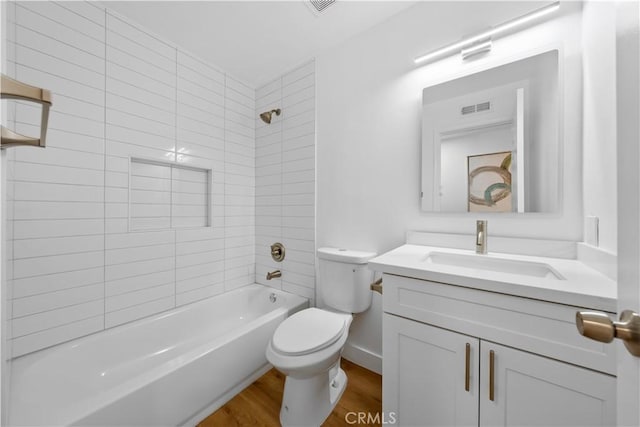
[9,284,308,426]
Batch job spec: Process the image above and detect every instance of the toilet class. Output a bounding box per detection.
[266,247,376,427]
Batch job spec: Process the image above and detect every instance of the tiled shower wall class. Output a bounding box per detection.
[255,62,316,302]
[4,1,257,357]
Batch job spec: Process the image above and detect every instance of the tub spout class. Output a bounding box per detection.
[266,270,281,280]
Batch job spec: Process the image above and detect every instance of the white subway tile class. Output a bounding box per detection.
[12,299,103,338]
[107,77,174,114]
[19,1,105,41]
[226,76,254,100]
[12,283,104,318]
[176,284,224,307]
[106,282,174,313]
[16,25,104,73]
[13,201,103,220]
[11,316,103,358]
[178,51,224,83]
[282,216,315,230]
[17,47,104,90]
[176,272,224,294]
[14,219,104,239]
[176,261,225,281]
[283,193,314,206]
[16,4,104,51]
[107,30,176,72]
[282,85,314,108]
[13,235,104,259]
[105,296,174,328]
[282,282,314,300]
[105,256,175,281]
[282,238,315,253]
[256,78,282,100]
[12,161,104,186]
[13,182,104,203]
[12,267,104,299]
[106,270,174,297]
[282,73,314,98]
[106,243,174,266]
[282,205,315,218]
[106,13,174,60]
[13,251,104,279]
[282,61,315,87]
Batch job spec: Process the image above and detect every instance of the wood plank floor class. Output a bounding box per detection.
[198,359,382,427]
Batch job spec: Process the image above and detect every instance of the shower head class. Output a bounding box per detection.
[260,108,281,124]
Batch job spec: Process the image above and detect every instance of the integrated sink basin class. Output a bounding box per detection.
[424,251,565,280]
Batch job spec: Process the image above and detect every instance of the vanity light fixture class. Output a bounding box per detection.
[414,1,560,65]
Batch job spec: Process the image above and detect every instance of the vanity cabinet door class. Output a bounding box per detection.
[383,314,479,427]
[479,341,617,427]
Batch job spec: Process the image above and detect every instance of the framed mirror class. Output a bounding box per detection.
[421,50,559,213]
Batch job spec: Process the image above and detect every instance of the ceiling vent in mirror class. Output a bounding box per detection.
[461,101,491,115]
[477,101,491,112]
[307,0,336,15]
[461,105,476,115]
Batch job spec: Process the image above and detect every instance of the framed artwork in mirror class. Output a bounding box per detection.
[467,151,513,212]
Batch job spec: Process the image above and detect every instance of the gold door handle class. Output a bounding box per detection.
[489,350,495,401]
[576,310,640,357]
[464,343,470,392]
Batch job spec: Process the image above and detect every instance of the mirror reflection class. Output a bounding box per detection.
[421,50,559,213]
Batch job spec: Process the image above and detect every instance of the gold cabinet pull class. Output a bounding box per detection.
[464,343,471,392]
[489,350,495,401]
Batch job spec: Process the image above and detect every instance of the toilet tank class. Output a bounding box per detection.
[317,248,377,313]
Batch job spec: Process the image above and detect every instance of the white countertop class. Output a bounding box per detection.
[368,244,617,312]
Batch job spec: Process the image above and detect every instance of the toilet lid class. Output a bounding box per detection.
[272,308,347,356]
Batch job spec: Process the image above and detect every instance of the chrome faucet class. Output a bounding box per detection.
[476,220,487,254]
[266,270,281,280]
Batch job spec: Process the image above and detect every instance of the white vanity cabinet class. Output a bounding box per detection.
[382,274,617,427]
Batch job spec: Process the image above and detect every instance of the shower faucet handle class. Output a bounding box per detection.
[270,242,285,262]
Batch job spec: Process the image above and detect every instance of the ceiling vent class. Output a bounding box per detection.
[307,0,336,15]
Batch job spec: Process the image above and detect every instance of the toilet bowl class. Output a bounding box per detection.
[266,308,352,426]
[266,248,376,427]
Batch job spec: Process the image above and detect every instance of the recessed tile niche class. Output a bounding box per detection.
[130,158,211,231]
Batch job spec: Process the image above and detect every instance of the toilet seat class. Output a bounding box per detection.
[272,308,347,356]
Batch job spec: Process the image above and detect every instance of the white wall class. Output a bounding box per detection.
[316,1,615,368]
[4,1,257,358]
[582,1,617,254]
[255,61,316,302]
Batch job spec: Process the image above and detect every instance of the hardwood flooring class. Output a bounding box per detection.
[198,359,382,427]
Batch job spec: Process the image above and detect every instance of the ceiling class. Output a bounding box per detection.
[106,1,418,88]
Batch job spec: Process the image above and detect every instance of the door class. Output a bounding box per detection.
[480,341,616,427]
[616,1,640,426]
[383,314,478,427]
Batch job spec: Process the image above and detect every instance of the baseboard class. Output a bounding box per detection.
[342,342,382,375]
[181,363,273,427]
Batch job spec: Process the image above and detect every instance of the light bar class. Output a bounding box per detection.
[414,1,560,65]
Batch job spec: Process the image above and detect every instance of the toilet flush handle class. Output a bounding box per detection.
[370,278,383,294]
